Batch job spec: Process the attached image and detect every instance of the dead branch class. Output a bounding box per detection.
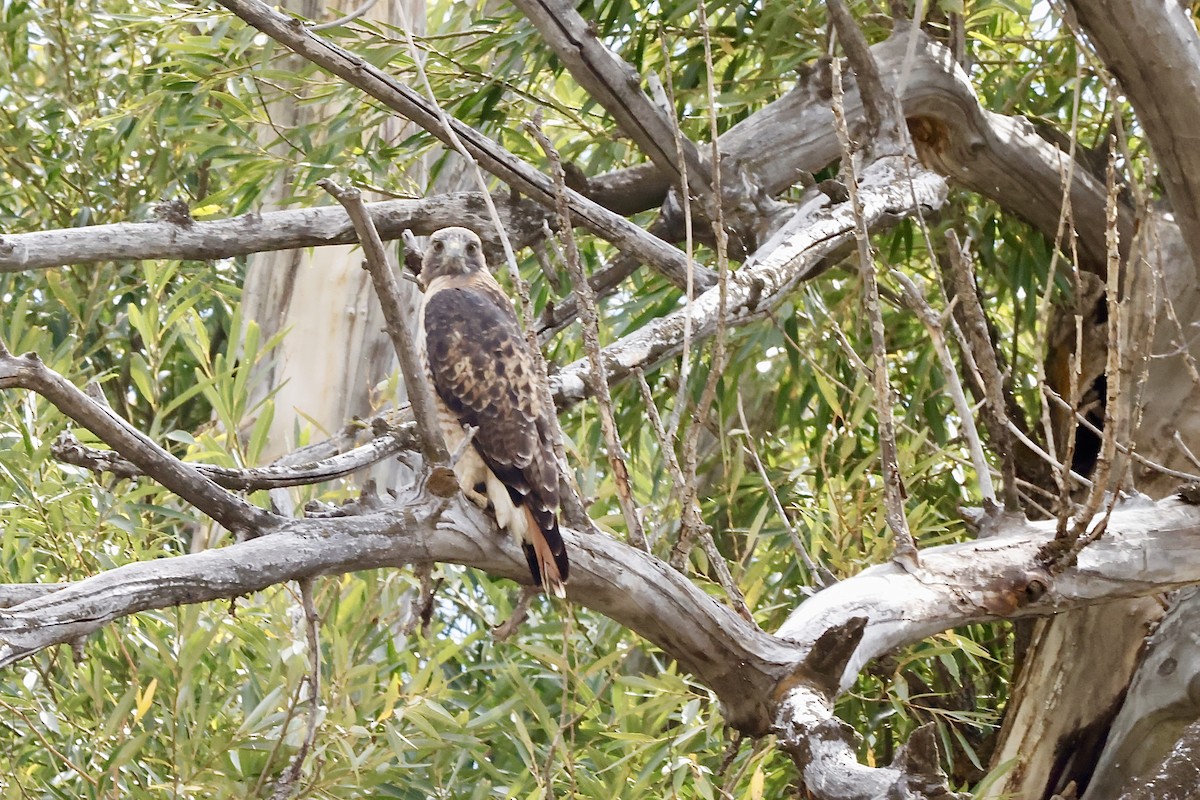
[213,0,702,292]
[51,426,416,490]
[829,57,919,569]
[0,192,544,273]
[0,344,276,535]
[892,271,997,505]
[551,159,947,405]
[944,231,1021,511]
[319,179,450,466]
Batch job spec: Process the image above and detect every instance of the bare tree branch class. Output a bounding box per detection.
[826,0,905,152]
[211,0,703,291]
[944,230,1021,512]
[319,179,450,468]
[551,158,948,404]
[509,0,712,195]
[829,56,919,569]
[1068,0,1200,279]
[0,485,799,735]
[892,271,997,506]
[5,458,1200,794]
[0,192,545,272]
[0,31,1133,294]
[0,344,276,534]
[50,427,415,489]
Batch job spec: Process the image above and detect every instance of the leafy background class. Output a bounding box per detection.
[0,0,1128,795]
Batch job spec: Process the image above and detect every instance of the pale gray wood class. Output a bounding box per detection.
[0,193,544,272]
[1069,0,1200,279]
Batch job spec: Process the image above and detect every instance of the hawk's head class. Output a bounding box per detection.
[420,227,486,288]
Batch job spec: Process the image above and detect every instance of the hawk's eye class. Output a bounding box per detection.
[466,242,478,255]
[432,240,444,253]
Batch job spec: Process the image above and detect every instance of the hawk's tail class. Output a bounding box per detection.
[523,505,569,598]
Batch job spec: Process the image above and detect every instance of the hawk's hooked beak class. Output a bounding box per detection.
[441,239,468,269]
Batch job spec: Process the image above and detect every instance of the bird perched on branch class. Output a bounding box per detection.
[415,226,569,597]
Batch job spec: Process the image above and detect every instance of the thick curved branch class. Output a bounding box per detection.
[551,156,948,403]
[1067,0,1200,277]
[778,497,1200,689]
[0,481,800,735]
[6,470,1200,796]
[0,346,276,533]
[588,30,1131,273]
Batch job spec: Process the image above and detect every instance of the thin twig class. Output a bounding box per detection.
[526,115,647,550]
[1050,148,1133,568]
[1152,225,1200,388]
[633,368,686,494]
[269,578,322,800]
[1043,389,1200,483]
[51,427,415,490]
[309,0,377,30]
[490,585,538,642]
[1029,41,1086,528]
[668,4,753,622]
[829,58,920,570]
[632,367,691,552]
[891,270,997,506]
[319,179,450,466]
[1177,433,1200,472]
[735,393,830,587]
[943,231,1021,512]
[657,29,698,445]
[1007,421,1093,489]
[447,425,478,469]
[1106,91,1157,491]
[1069,149,1126,534]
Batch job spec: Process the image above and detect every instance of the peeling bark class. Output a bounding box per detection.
[1068,0,1200,278]
[1086,589,1200,799]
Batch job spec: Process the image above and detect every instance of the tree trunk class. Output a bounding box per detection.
[241,0,424,472]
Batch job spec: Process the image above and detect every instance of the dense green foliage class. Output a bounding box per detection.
[0,0,1131,796]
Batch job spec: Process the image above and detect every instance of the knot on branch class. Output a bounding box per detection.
[983,566,1054,615]
[153,199,194,228]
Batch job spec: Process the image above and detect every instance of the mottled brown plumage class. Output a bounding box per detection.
[416,227,568,596]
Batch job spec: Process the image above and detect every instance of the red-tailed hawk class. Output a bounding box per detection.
[416,227,569,596]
